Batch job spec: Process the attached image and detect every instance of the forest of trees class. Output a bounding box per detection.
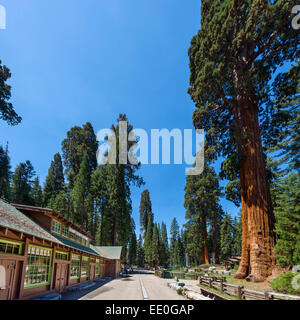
[0,108,146,259]
[1,1,299,281]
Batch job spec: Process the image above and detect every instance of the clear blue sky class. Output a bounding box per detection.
[0,0,240,235]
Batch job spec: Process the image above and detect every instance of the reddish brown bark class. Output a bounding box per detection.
[233,98,275,282]
[200,216,210,265]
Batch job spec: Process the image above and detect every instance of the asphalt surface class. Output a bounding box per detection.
[77,271,186,300]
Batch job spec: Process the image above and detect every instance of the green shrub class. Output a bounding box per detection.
[177,288,183,295]
[271,272,300,295]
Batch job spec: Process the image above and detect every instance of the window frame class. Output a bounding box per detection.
[70,254,81,280]
[24,245,53,289]
[62,225,69,238]
[51,219,62,235]
[0,239,23,255]
[55,250,69,261]
[80,256,90,278]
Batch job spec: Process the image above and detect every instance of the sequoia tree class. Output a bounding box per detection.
[188,1,299,281]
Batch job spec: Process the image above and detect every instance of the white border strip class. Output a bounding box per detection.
[139,277,149,300]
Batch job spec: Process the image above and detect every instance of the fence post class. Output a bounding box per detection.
[237,286,243,300]
[209,278,212,288]
[199,276,202,285]
[220,280,224,292]
[265,292,271,300]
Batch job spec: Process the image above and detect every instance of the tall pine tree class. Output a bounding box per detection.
[43,153,65,207]
[274,173,300,267]
[0,143,11,200]
[11,161,35,205]
[70,152,92,231]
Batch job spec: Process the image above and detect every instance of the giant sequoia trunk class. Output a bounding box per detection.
[233,98,275,282]
[200,216,210,265]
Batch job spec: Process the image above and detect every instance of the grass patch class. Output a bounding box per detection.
[197,283,238,300]
[271,272,300,295]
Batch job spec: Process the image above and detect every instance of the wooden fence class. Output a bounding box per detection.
[198,275,300,300]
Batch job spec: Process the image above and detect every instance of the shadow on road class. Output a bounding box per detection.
[61,278,114,300]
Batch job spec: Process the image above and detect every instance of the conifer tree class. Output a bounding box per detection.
[274,173,300,267]
[232,211,242,257]
[90,165,110,245]
[31,177,43,207]
[220,214,233,262]
[160,222,169,267]
[103,114,144,247]
[152,223,160,268]
[184,165,222,265]
[136,235,145,267]
[70,152,92,230]
[0,143,11,200]
[188,0,299,281]
[11,161,35,205]
[43,153,65,207]
[139,190,153,235]
[50,190,70,219]
[0,60,22,126]
[144,213,154,266]
[62,122,98,187]
[170,218,184,267]
[128,219,137,266]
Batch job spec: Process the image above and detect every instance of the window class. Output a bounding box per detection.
[70,254,80,279]
[95,259,100,276]
[55,251,69,261]
[24,246,52,288]
[69,232,76,241]
[82,239,89,247]
[0,240,22,255]
[52,220,61,234]
[62,225,69,238]
[81,256,89,278]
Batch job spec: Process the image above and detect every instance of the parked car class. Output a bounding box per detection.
[126,265,134,273]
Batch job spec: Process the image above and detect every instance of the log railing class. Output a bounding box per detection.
[198,275,300,300]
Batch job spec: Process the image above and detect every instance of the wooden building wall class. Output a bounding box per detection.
[0,231,120,300]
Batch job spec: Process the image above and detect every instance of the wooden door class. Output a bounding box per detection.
[0,259,16,300]
[55,263,67,292]
[54,263,61,291]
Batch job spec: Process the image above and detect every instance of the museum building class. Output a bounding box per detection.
[0,199,122,300]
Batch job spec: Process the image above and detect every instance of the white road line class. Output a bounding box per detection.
[139,276,150,300]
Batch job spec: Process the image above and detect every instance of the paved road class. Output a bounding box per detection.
[79,271,186,300]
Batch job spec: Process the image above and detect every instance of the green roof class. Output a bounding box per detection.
[93,246,122,260]
[0,199,63,244]
[51,234,105,257]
